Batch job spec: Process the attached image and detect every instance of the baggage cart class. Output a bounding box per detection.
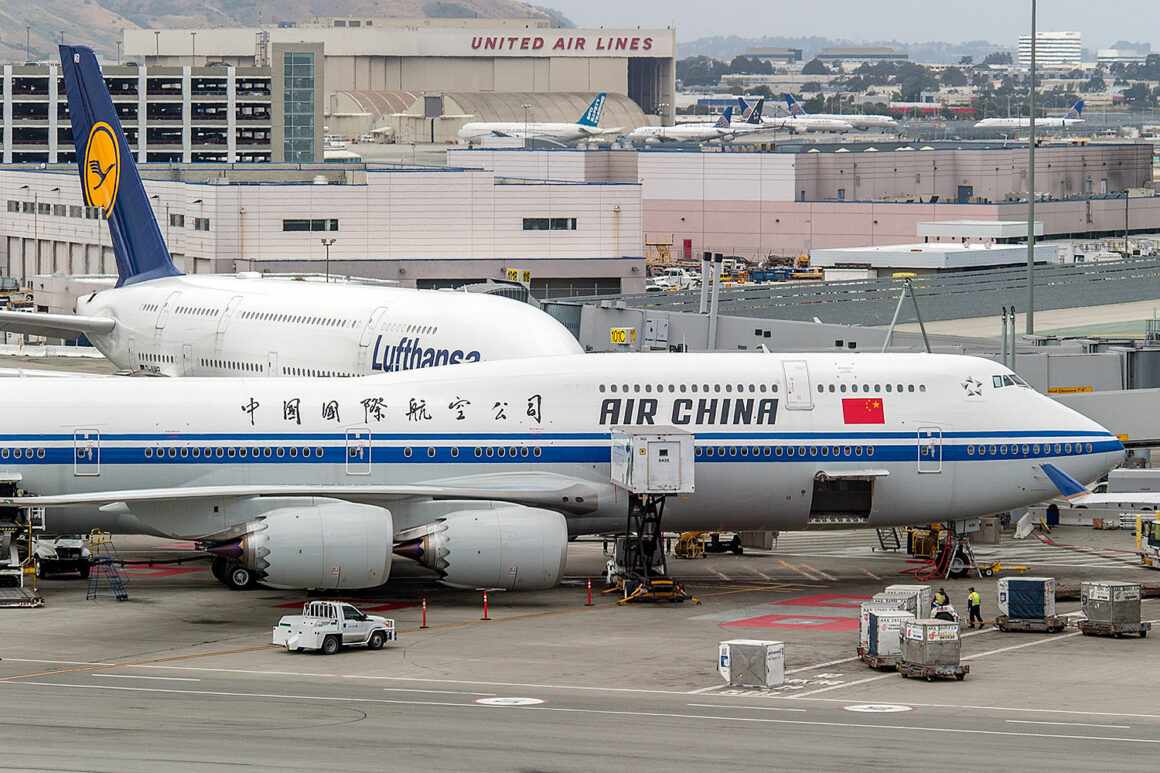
[994,614,1068,633]
[1078,620,1151,639]
[856,644,900,671]
[896,660,970,681]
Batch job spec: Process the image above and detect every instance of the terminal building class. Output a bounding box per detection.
[0,43,321,164]
[122,20,676,139]
[0,163,643,296]
[450,144,1158,260]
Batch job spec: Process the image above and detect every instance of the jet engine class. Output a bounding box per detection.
[207,498,393,590]
[394,503,567,591]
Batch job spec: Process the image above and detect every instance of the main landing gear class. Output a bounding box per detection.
[211,556,257,590]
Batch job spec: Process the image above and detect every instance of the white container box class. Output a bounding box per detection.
[885,584,933,613]
[997,576,1057,619]
[610,426,695,494]
[873,591,919,617]
[718,639,785,688]
[867,610,915,657]
[860,599,907,647]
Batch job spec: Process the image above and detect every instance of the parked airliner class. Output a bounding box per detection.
[456,93,623,145]
[0,47,582,377]
[2,352,1123,592]
[975,100,1086,129]
[784,94,898,130]
[737,97,853,133]
[626,107,756,144]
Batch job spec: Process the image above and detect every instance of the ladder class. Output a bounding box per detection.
[86,530,128,602]
[875,527,902,552]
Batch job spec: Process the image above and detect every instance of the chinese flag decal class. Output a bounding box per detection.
[842,397,886,424]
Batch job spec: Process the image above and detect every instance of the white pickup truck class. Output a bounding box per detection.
[272,601,397,655]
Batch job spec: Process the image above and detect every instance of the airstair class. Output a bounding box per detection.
[875,527,902,552]
[86,530,128,602]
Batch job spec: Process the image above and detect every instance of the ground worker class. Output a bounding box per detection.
[933,587,949,608]
[967,587,983,629]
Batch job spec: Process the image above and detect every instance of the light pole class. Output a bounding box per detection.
[521,103,532,150]
[1026,0,1037,335]
[320,238,336,283]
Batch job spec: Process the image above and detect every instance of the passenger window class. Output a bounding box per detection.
[907,385,915,393]
[533,448,542,458]
[829,385,836,393]
[404,448,413,458]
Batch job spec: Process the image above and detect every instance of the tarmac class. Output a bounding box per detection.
[1,526,1157,771]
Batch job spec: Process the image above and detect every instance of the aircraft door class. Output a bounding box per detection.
[155,291,181,330]
[345,428,372,476]
[783,360,814,410]
[181,344,193,376]
[73,429,100,477]
[917,427,943,473]
[358,307,389,373]
[215,296,244,352]
[266,351,278,376]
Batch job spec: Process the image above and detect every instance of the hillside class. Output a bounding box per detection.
[2,0,571,62]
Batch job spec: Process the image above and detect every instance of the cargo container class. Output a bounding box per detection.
[884,584,933,613]
[867,610,915,658]
[899,618,968,680]
[718,639,785,688]
[997,577,1057,620]
[872,591,919,617]
[1079,581,1151,638]
[860,599,907,647]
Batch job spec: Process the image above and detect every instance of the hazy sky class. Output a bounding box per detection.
[539,0,1158,48]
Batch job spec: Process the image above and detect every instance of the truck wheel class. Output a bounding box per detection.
[35,561,45,578]
[226,566,255,591]
[321,635,340,656]
[367,631,386,650]
[78,561,90,580]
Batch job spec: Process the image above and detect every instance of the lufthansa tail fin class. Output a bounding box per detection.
[714,106,734,128]
[577,93,608,128]
[60,45,181,287]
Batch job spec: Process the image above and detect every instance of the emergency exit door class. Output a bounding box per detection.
[73,429,100,476]
[783,360,814,410]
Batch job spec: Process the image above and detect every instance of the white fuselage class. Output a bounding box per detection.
[76,275,582,377]
[974,117,1085,129]
[754,116,854,133]
[0,353,1122,540]
[456,122,612,144]
[628,123,739,144]
[802,113,897,130]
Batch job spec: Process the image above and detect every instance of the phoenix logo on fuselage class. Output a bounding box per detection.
[83,122,120,216]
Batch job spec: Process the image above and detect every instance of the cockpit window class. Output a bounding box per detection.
[993,374,1030,389]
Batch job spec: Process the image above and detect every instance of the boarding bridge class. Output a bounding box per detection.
[1055,389,1160,448]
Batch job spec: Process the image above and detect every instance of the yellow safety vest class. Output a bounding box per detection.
[968,592,981,606]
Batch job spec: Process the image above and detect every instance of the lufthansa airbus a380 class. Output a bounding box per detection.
[1,352,1123,592]
[0,47,582,377]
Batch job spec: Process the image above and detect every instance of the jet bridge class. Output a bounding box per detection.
[608,427,696,601]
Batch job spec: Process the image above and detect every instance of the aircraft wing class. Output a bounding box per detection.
[579,126,624,137]
[1041,463,1160,510]
[0,310,116,339]
[2,472,607,516]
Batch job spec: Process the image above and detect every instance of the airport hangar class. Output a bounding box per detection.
[122,19,675,144]
[0,163,644,297]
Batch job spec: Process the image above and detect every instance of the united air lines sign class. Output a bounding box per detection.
[471,34,658,53]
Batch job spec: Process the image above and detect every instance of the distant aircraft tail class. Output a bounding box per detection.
[60,45,180,287]
[714,106,734,128]
[577,93,608,127]
[747,97,765,125]
[785,93,805,116]
[1065,99,1085,119]
[737,97,753,121]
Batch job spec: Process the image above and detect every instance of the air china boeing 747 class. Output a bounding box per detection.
[1,352,1123,592]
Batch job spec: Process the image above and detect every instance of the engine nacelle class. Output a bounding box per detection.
[212,498,393,590]
[395,504,567,591]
